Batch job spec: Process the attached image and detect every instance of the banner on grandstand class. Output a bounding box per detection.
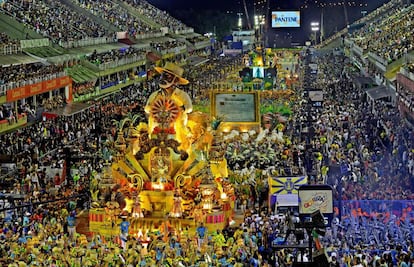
[20,38,50,49]
[116,32,128,40]
[268,176,307,207]
[6,76,72,102]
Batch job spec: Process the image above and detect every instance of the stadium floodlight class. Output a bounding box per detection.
[237,13,243,30]
[310,22,320,45]
[254,15,259,29]
[311,22,320,32]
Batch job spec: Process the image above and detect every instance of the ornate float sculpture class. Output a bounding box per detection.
[89,63,234,238]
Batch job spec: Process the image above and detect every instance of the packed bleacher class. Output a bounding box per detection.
[318,0,404,48]
[0,63,65,92]
[86,46,146,66]
[75,0,159,38]
[2,0,112,43]
[149,39,186,52]
[124,0,192,33]
[0,33,19,48]
[351,4,414,63]
[186,36,210,45]
[352,0,403,27]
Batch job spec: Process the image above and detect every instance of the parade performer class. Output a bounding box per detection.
[67,210,77,242]
[282,211,297,244]
[170,189,183,218]
[119,216,130,250]
[196,222,207,249]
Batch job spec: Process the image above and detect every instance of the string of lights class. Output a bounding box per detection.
[300,1,368,9]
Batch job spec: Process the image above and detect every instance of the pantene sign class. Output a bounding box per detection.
[271,11,301,28]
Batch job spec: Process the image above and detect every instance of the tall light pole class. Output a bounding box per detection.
[310,22,320,46]
[237,12,243,43]
[237,12,243,30]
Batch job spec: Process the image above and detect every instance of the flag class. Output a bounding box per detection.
[268,176,307,195]
[268,176,307,208]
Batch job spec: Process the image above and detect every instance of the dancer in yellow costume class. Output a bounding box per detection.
[144,62,192,151]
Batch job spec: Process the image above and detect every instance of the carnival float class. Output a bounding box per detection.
[88,63,235,240]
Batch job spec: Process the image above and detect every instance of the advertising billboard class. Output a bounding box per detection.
[298,184,334,225]
[298,185,333,214]
[271,11,301,28]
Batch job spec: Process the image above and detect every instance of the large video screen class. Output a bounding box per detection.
[252,67,264,78]
[271,11,301,28]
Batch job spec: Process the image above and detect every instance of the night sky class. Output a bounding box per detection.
[147,0,239,12]
[147,0,390,44]
[147,0,388,15]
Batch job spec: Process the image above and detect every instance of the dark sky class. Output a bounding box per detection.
[146,0,387,14]
[147,0,390,44]
[147,0,239,12]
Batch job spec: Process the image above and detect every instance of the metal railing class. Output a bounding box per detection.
[368,52,388,67]
[351,44,364,57]
[160,45,187,55]
[133,31,164,40]
[401,67,414,81]
[98,54,146,70]
[1,44,22,55]
[61,36,116,49]
[174,28,194,35]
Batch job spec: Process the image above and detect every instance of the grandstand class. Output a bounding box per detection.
[0,0,212,133]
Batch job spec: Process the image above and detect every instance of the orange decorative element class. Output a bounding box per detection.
[151,96,180,124]
[152,126,175,135]
[6,76,72,102]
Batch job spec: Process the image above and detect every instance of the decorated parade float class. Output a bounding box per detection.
[88,63,236,240]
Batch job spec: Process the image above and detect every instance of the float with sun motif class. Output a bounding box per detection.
[88,83,236,241]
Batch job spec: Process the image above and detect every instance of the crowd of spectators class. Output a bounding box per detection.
[76,0,158,38]
[352,0,403,27]
[0,105,17,124]
[0,63,65,90]
[185,56,242,99]
[149,39,186,53]
[0,33,19,48]
[2,0,111,44]
[186,36,210,45]
[125,0,192,33]
[86,46,146,66]
[300,51,414,264]
[0,46,413,266]
[351,4,414,63]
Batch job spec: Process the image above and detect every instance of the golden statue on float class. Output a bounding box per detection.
[89,62,234,239]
